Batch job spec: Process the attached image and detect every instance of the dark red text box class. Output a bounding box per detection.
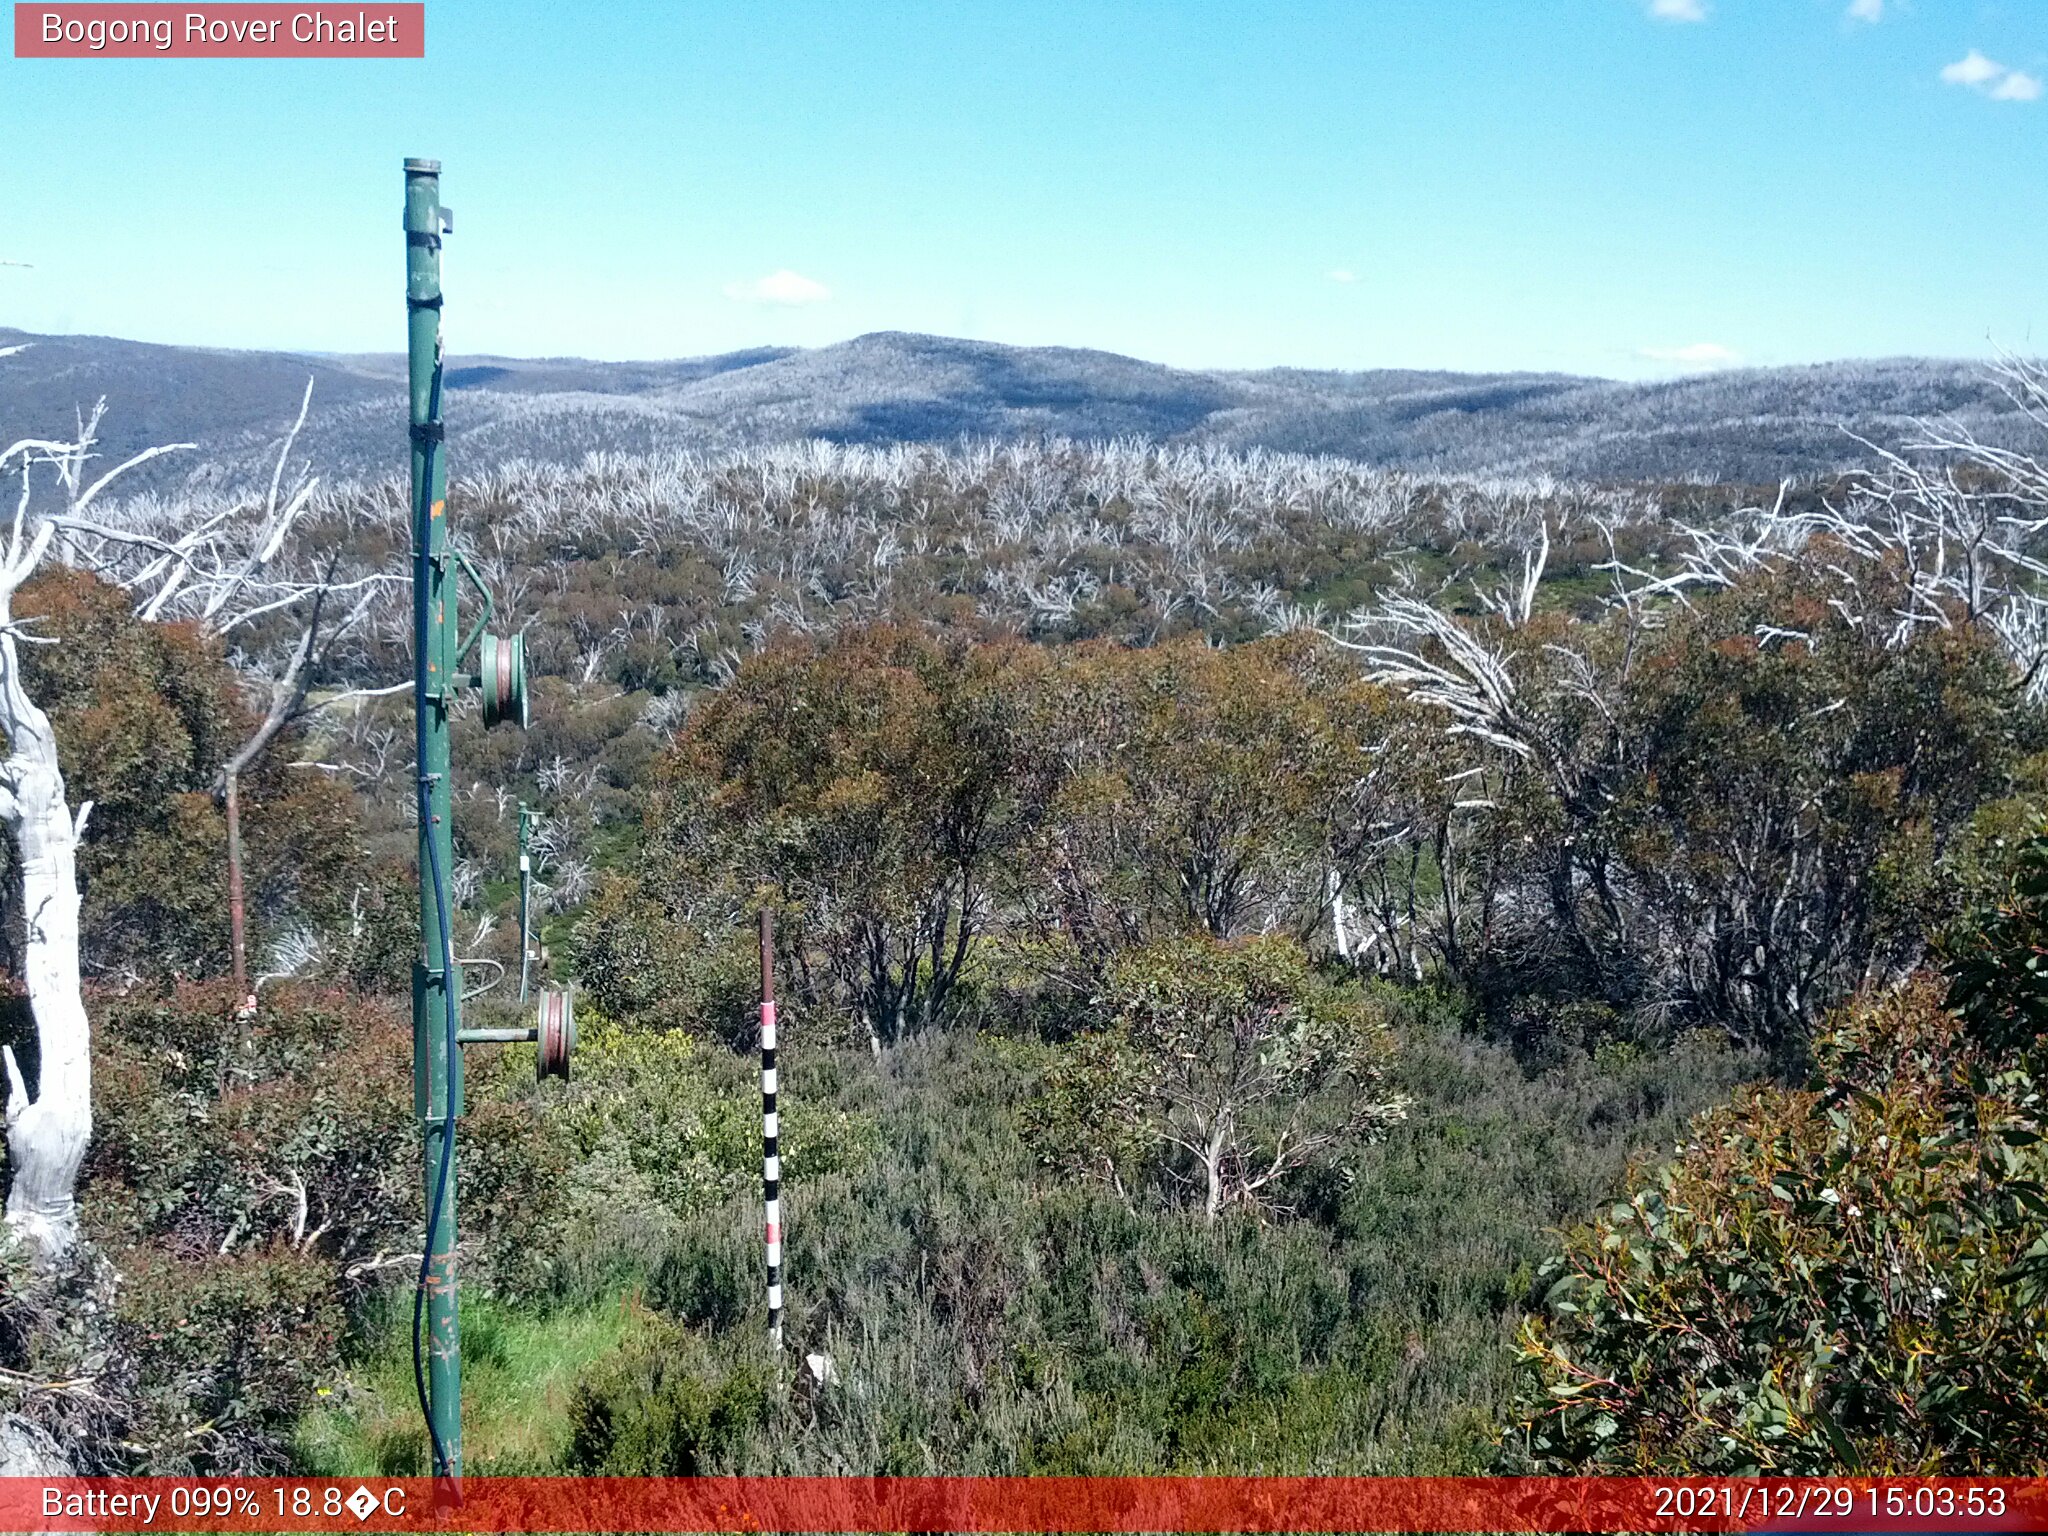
[14,4,423,57]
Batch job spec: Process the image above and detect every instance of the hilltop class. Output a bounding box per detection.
[1,326,2033,487]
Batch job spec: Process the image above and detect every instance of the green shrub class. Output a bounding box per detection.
[564,1318,770,1474]
[86,985,418,1269]
[326,859,419,996]
[1024,935,1407,1219]
[1509,976,2048,1473]
[548,1010,875,1225]
[3,568,366,983]
[647,1226,756,1332]
[110,1243,344,1473]
[573,879,761,1045]
[1942,811,2048,1055]
[7,984,567,1474]
[292,988,1756,1477]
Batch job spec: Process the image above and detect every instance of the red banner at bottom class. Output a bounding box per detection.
[4,1477,2047,1533]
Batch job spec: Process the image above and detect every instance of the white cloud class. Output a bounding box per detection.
[1638,342,1740,367]
[1327,269,1358,284]
[1648,0,1708,21]
[723,269,831,306]
[1942,49,2006,87]
[1992,69,2044,101]
[1941,51,2042,101]
[1846,0,1883,22]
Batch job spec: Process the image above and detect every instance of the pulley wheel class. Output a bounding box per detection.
[479,631,529,730]
[536,987,574,1082]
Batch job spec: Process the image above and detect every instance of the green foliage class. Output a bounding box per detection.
[1018,1027,1153,1193]
[297,999,1755,1477]
[572,877,695,1025]
[0,1234,344,1475]
[564,1317,771,1474]
[643,623,1038,1044]
[86,985,418,1267]
[573,877,761,1046]
[1014,635,1357,962]
[24,444,2037,1482]
[531,569,2043,1477]
[110,1243,345,1473]
[324,857,419,995]
[647,1226,757,1332]
[4,568,365,981]
[0,985,567,1473]
[1594,557,2029,1058]
[616,1008,1745,1474]
[454,675,660,834]
[613,571,2032,1071]
[1941,811,2048,1055]
[1026,935,1407,1218]
[547,1009,876,1225]
[621,627,1397,1043]
[1509,976,2048,1473]
[87,985,567,1294]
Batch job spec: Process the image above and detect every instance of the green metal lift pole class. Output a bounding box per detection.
[405,156,462,1482]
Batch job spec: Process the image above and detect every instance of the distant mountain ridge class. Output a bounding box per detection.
[1,326,2035,489]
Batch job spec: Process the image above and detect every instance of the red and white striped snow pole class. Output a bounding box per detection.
[760,908,783,1351]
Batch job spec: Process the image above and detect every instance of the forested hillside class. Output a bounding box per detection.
[4,359,2048,1477]
[5,326,2041,488]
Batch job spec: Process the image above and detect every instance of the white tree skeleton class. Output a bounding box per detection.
[1,378,393,1260]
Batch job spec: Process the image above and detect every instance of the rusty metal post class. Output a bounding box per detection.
[225,772,253,1015]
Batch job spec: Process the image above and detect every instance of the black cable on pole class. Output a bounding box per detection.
[412,801,457,1480]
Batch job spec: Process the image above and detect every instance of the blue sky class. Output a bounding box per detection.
[0,0,2042,377]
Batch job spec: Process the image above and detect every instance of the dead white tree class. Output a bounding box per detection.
[48,382,404,1008]
[1592,367,2048,688]
[1,400,190,1261]
[2,379,396,1259]
[0,483,94,1262]
[1329,371,2048,1037]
